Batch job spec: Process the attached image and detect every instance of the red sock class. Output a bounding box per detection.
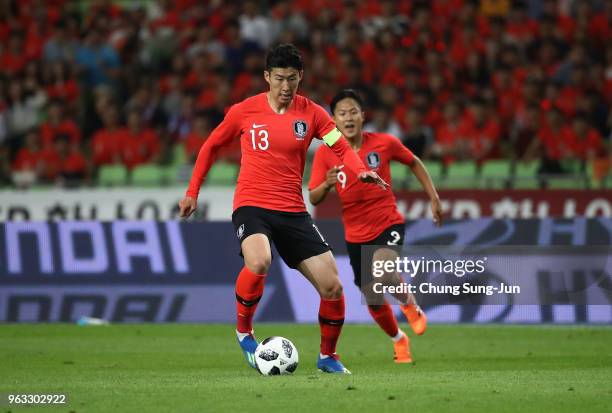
[368,303,399,338]
[319,295,345,356]
[235,266,266,333]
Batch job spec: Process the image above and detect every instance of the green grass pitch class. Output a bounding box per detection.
[1,324,611,412]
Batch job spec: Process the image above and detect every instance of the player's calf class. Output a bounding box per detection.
[235,265,266,369]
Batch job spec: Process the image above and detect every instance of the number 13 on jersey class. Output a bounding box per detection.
[250,129,269,150]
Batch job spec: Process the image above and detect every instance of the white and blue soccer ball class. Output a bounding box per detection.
[254,336,299,375]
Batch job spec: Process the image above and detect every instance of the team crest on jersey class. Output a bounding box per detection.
[366,152,381,168]
[293,120,308,140]
[237,224,245,239]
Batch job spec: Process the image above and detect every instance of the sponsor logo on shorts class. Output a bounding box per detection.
[237,224,245,239]
[293,120,308,140]
[366,152,381,168]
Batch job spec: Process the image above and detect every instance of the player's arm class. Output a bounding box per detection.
[410,157,442,226]
[179,106,240,217]
[313,103,388,189]
[391,137,442,226]
[308,147,331,205]
[308,146,342,205]
[323,128,389,190]
[309,166,341,205]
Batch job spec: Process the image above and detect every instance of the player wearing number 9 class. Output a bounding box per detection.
[309,89,443,364]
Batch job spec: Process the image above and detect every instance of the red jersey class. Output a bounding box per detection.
[309,132,415,243]
[560,127,604,160]
[537,126,566,160]
[46,80,79,103]
[186,93,367,213]
[121,129,160,170]
[91,128,124,166]
[12,148,44,171]
[184,132,206,160]
[39,148,87,179]
[461,117,500,157]
[40,120,81,148]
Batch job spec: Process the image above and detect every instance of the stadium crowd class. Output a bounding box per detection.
[0,0,610,187]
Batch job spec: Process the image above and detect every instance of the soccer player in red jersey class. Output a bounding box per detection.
[178,44,387,374]
[309,90,443,363]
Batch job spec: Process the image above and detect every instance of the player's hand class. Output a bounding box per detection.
[431,197,443,227]
[358,170,389,190]
[325,166,341,189]
[178,196,197,218]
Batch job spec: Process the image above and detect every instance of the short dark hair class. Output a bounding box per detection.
[265,43,303,71]
[330,89,364,114]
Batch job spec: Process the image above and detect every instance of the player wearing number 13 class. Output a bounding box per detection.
[309,90,443,363]
[178,44,388,374]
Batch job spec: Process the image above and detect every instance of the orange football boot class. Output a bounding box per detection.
[393,332,413,364]
[401,304,427,335]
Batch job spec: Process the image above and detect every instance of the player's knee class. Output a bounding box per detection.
[246,256,271,275]
[319,279,343,299]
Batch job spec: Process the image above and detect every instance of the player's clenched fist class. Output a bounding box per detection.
[324,166,341,189]
[178,196,197,218]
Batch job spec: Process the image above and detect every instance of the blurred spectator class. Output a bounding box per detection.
[561,113,604,161]
[402,107,434,158]
[43,20,78,63]
[0,0,609,187]
[0,83,9,145]
[44,61,80,106]
[121,110,160,170]
[40,100,80,148]
[74,28,120,88]
[239,1,273,49]
[432,100,466,165]
[125,83,166,129]
[364,105,402,137]
[183,111,211,163]
[91,106,122,167]
[223,20,260,77]
[161,73,184,119]
[1,31,28,77]
[363,0,409,37]
[511,103,541,161]
[462,97,501,163]
[505,1,538,45]
[39,135,87,186]
[269,2,309,43]
[11,130,43,187]
[0,144,10,185]
[83,85,116,139]
[532,106,566,174]
[5,79,45,141]
[167,94,195,142]
[186,26,225,63]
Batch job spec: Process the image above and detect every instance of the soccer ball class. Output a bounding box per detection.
[254,336,299,375]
